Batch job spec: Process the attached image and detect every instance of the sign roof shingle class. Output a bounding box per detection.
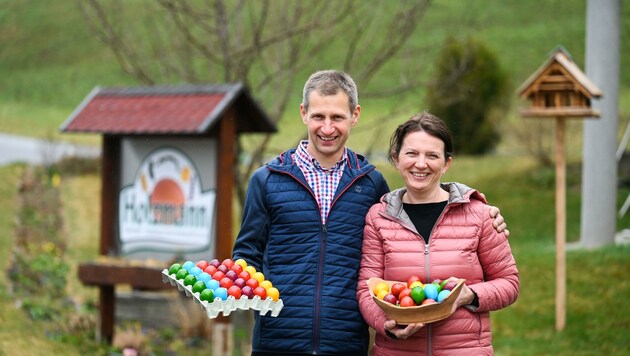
[61,83,276,135]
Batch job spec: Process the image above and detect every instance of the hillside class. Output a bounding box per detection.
[1,1,628,153]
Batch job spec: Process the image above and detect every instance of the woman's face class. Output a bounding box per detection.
[394,130,452,200]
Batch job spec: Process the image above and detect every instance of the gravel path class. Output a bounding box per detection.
[0,133,100,166]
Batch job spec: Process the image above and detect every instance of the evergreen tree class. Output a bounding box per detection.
[427,36,510,154]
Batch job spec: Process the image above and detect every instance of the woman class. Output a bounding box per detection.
[357,112,519,355]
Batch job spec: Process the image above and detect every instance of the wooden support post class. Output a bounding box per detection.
[555,117,566,331]
[214,102,236,354]
[100,135,120,256]
[216,107,235,261]
[99,285,115,344]
[212,322,234,356]
[98,136,120,343]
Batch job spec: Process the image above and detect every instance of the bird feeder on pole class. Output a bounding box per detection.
[518,46,602,331]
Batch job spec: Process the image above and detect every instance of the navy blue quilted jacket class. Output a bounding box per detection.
[232,147,389,355]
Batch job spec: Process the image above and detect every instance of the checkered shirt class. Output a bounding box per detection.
[294,140,347,224]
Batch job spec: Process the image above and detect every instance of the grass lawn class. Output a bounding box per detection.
[1,153,629,355]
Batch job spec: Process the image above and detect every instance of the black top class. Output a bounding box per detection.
[403,200,448,244]
[401,199,479,308]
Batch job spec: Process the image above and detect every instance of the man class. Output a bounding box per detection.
[232,70,506,355]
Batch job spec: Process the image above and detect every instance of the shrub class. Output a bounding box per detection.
[426,36,510,155]
[6,166,69,320]
[55,156,100,176]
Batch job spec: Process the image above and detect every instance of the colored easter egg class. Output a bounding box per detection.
[424,283,438,301]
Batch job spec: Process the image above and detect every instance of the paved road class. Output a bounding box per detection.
[0,133,100,166]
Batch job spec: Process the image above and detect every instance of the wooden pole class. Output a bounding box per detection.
[555,117,566,331]
[98,135,120,343]
[214,107,236,354]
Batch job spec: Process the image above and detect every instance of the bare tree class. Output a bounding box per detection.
[78,0,432,205]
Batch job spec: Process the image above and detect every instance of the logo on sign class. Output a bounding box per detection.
[119,147,215,254]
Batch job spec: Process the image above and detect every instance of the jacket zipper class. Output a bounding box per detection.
[268,168,323,353]
[381,198,451,356]
[314,170,372,354]
[425,202,451,356]
[423,202,450,281]
[313,222,325,355]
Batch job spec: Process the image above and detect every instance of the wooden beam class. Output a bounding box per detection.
[555,117,566,331]
[216,108,236,262]
[538,83,577,91]
[100,136,120,255]
[78,263,172,290]
[520,107,601,118]
[99,285,115,344]
[97,135,121,344]
[214,100,236,348]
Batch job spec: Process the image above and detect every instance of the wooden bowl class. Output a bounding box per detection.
[367,277,466,324]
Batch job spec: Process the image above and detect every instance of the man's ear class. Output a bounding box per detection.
[300,103,308,125]
[351,105,361,127]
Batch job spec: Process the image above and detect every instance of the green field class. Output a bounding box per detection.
[1,1,629,355]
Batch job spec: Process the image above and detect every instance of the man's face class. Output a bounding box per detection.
[300,90,360,166]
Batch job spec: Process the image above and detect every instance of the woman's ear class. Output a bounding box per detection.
[443,156,453,174]
[392,154,400,169]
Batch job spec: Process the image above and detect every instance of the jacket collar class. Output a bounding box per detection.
[267,146,374,175]
[381,182,484,219]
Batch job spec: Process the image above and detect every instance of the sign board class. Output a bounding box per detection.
[118,138,217,261]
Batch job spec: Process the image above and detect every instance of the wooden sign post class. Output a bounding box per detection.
[61,84,275,346]
[518,47,602,331]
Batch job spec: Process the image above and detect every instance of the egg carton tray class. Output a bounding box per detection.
[161,269,284,319]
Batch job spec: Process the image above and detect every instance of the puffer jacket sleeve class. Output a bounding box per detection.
[357,204,390,337]
[467,202,519,312]
[370,170,390,203]
[232,167,270,271]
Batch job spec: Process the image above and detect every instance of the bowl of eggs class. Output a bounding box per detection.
[367,277,466,324]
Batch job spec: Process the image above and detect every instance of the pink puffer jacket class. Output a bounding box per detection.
[357,183,519,356]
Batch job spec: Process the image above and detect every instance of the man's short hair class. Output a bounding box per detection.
[302,70,358,113]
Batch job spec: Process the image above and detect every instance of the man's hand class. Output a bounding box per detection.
[489,206,509,237]
[478,192,509,237]
[384,320,424,339]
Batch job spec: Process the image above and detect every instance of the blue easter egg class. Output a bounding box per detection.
[214,287,228,301]
[205,279,220,291]
[197,272,211,284]
[424,283,438,300]
[437,289,451,303]
[190,266,202,276]
[182,261,195,271]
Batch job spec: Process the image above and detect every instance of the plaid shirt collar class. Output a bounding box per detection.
[294,140,347,172]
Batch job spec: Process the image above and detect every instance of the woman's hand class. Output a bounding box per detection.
[440,277,475,310]
[384,319,424,339]
[454,283,476,309]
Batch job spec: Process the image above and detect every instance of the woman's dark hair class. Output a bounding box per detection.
[387,112,454,166]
